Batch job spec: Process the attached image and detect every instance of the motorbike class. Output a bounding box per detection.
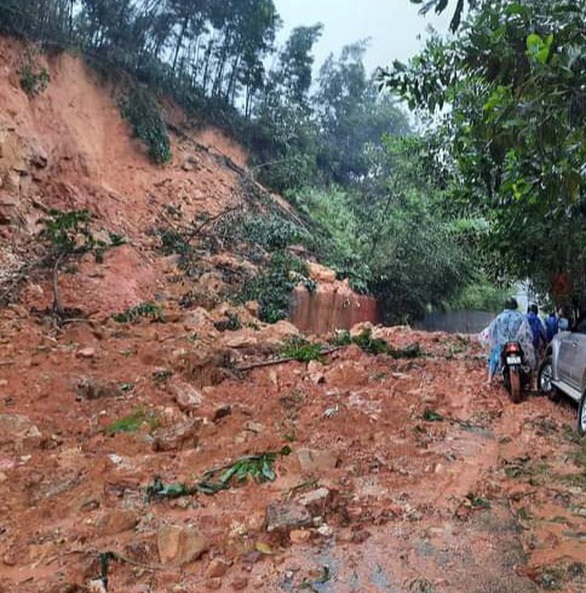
[500,341,531,403]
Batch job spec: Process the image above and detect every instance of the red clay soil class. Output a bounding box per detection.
[1,312,586,593]
[1,37,586,593]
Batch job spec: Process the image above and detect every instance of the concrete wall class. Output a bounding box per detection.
[415,310,495,334]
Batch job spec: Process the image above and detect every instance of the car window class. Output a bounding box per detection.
[574,318,586,334]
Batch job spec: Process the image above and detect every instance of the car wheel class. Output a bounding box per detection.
[538,356,560,401]
[578,390,586,437]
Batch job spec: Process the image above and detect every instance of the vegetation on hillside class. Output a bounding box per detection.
[382,0,586,314]
[0,0,524,321]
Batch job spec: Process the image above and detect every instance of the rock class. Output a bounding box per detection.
[0,414,42,450]
[76,377,122,400]
[184,307,214,329]
[95,509,139,536]
[308,262,337,283]
[157,525,209,566]
[295,449,339,474]
[289,529,311,544]
[205,578,222,590]
[265,502,312,533]
[298,488,332,516]
[324,361,369,387]
[307,360,325,384]
[231,577,249,590]
[87,579,107,593]
[205,557,232,578]
[212,405,232,422]
[317,524,333,538]
[244,421,263,434]
[260,321,299,346]
[76,347,96,359]
[153,420,201,452]
[169,380,204,413]
[223,333,258,349]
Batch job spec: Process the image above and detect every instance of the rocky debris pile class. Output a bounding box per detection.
[1,307,586,592]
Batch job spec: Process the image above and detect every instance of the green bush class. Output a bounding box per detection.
[120,88,171,164]
[19,62,50,97]
[236,251,309,324]
[113,302,164,323]
[280,336,324,362]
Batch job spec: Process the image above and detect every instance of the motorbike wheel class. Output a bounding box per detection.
[538,356,560,402]
[508,367,522,404]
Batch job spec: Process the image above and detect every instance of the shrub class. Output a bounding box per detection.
[236,251,309,323]
[19,59,50,97]
[113,302,164,323]
[120,88,171,164]
[280,336,324,362]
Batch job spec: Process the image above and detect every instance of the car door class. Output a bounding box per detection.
[569,318,586,390]
[557,331,576,386]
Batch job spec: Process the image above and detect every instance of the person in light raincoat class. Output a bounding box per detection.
[485,297,536,385]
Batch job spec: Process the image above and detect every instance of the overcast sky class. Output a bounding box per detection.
[274,0,452,75]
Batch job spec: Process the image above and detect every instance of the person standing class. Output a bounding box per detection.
[527,304,546,357]
[545,311,559,343]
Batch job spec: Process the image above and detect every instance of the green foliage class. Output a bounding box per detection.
[43,209,95,256]
[423,409,444,422]
[465,492,491,509]
[237,251,309,324]
[280,336,324,362]
[445,276,511,313]
[113,302,164,323]
[329,330,352,347]
[120,88,171,164]
[106,407,159,435]
[382,0,586,311]
[214,313,242,332]
[146,446,292,500]
[351,329,390,355]
[19,62,50,97]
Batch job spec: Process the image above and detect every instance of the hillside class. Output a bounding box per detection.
[1,39,586,593]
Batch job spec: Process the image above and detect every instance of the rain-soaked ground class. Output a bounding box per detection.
[1,312,585,593]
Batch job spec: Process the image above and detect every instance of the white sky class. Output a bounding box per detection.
[274,0,452,75]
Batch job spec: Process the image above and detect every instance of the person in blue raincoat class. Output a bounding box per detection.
[485,298,535,385]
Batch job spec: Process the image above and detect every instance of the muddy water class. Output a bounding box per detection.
[289,285,379,333]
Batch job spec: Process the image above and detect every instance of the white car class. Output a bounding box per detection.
[539,318,586,434]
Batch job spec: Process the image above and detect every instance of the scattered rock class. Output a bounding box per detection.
[76,347,96,359]
[231,576,249,590]
[95,509,139,536]
[212,405,232,423]
[244,421,263,434]
[289,529,311,544]
[298,488,333,516]
[324,362,369,387]
[0,414,42,450]
[169,380,204,413]
[206,557,232,578]
[76,377,122,400]
[265,502,312,533]
[295,449,339,474]
[308,262,337,283]
[157,525,209,566]
[223,332,258,349]
[153,420,201,452]
[205,578,222,590]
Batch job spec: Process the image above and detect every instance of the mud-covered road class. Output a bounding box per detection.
[1,312,585,593]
